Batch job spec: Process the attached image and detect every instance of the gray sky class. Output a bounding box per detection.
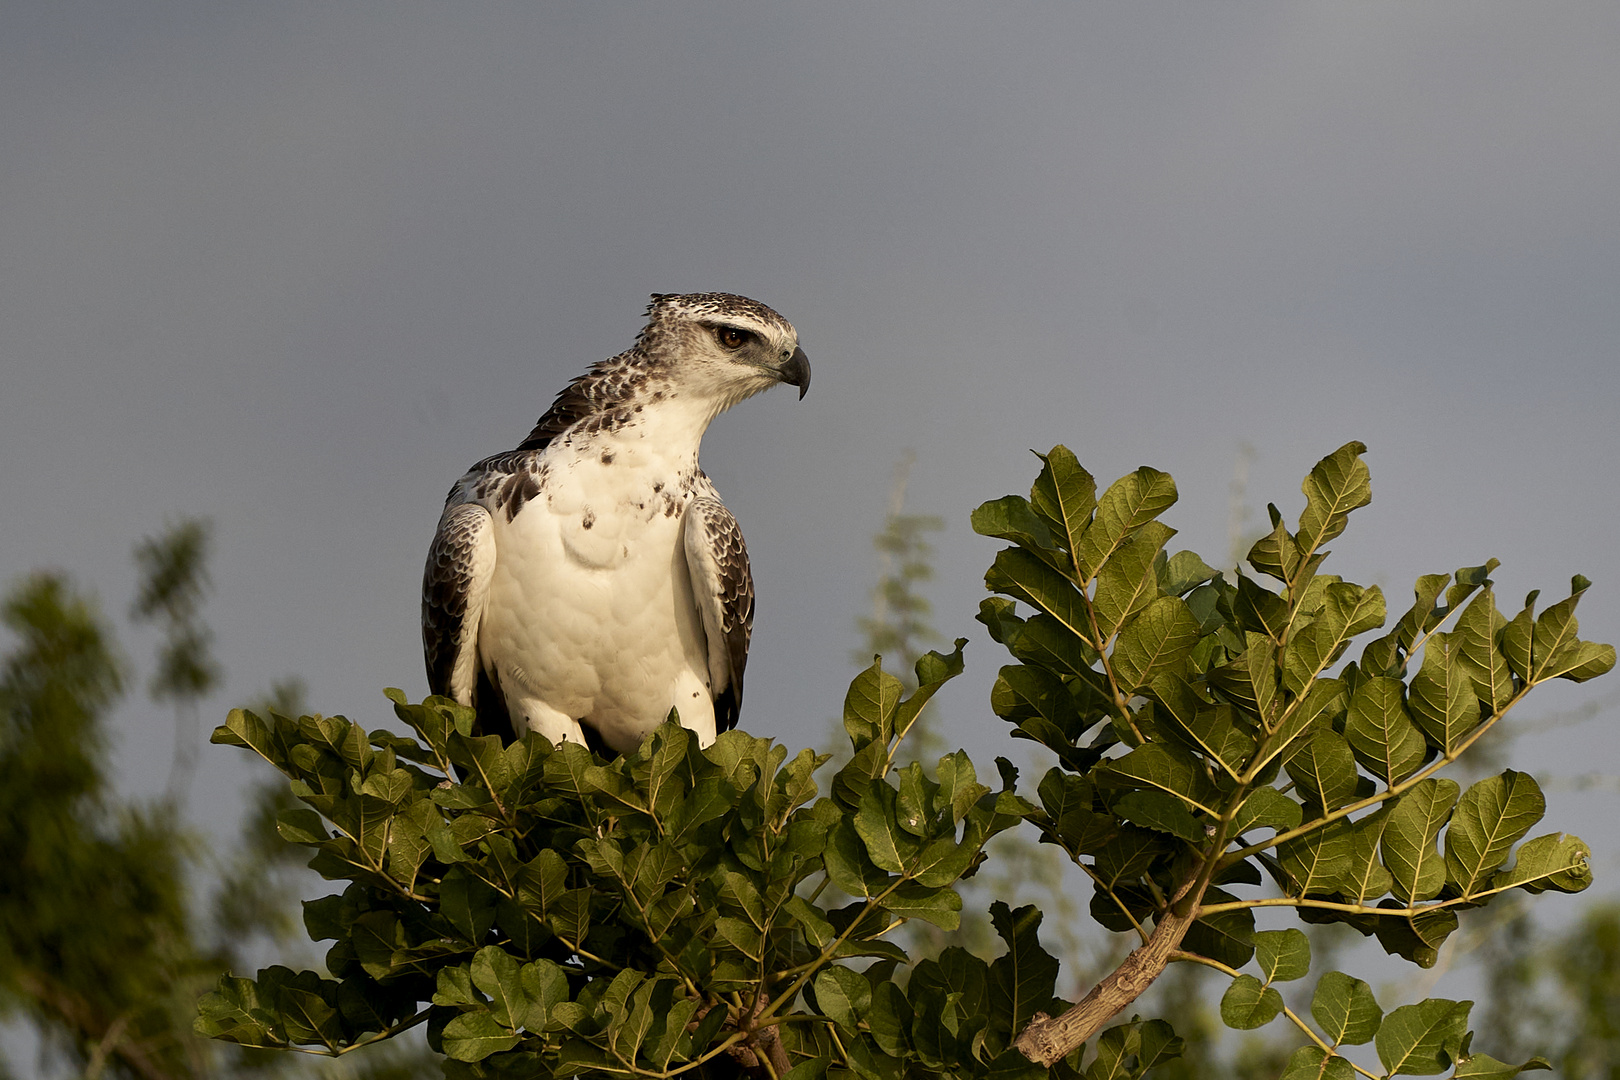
[3,0,1618,959]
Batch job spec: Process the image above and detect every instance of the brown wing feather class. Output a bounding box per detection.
[684,497,754,733]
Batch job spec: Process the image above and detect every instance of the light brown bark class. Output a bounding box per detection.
[1012,879,1205,1067]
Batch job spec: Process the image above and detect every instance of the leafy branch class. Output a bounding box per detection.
[197,642,1058,1080]
[973,441,1611,1074]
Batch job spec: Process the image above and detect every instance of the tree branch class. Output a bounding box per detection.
[1012,874,1205,1066]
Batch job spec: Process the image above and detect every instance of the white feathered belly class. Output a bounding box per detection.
[478,466,714,750]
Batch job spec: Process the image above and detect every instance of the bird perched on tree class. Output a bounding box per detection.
[422,293,810,754]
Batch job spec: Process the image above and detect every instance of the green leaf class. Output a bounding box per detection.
[213,708,281,764]
[1075,466,1177,582]
[1375,998,1471,1076]
[824,818,894,898]
[1344,677,1428,784]
[1084,1019,1184,1080]
[937,751,990,824]
[1133,1018,1185,1073]
[987,548,1093,648]
[1409,634,1481,753]
[979,595,1027,647]
[1220,974,1283,1030]
[1235,574,1291,641]
[1029,445,1098,557]
[1382,778,1459,903]
[1285,729,1359,814]
[1374,905,1459,968]
[1152,674,1250,776]
[1093,522,1177,642]
[470,946,530,1030]
[1099,741,1217,816]
[781,1058,834,1080]
[1284,582,1387,693]
[611,976,664,1062]
[1279,819,1353,896]
[713,916,764,960]
[972,495,1057,553]
[1011,612,1103,682]
[987,902,1060,1045]
[855,780,922,873]
[1541,639,1616,683]
[1161,550,1220,597]
[441,1011,521,1062]
[894,639,968,740]
[866,981,914,1058]
[1296,442,1371,555]
[644,992,700,1070]
[1444,771,1544,898]
[441,866,499,944]
[1278,1046,1356,1080]
[1184,888,1254,967]
[1112,790,1205,844]
[812,966,871,1036]
[519,960,569,1031]
[1529,581,1587,683]
[1232,787,1303,835]
[1253,928,1311,983]
[1501,598,1536,683]
[194,976,282,1048]
[1247,508,1300,584]
[1453,1052,1553,1078]
[992,663,1082,740]
[882,882,963,929]
[276,807,330,844]
[1091,826,1167,888]
[1339,808,1396,903]
[1207,634,1279,724]
[1491,832,1592,894]
[276,985,343,1050]
[1263,677,1348,772]
[1455,589,1516,712]
[845,657,903,745]
[1111,596,1201,691]
[911,836,979,888]
[1311,971,1382,1046]
[832,740,889,810]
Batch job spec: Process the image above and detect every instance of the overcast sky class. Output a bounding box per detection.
[4,0,1618,979]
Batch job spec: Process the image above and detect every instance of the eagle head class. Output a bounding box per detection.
[641,293,811,411]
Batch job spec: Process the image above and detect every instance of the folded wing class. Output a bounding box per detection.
[682,496,755,733]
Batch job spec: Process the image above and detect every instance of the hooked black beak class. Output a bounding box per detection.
[778,346,811,399]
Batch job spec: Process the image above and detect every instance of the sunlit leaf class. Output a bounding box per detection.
[1382,779,1459,903]
[1375,998,1471,1076]
[1311,970,1382,1046]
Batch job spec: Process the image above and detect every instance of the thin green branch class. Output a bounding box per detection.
[1199,877,1553,918]
[762,876,909,1020]
[1222,682,1532,869]
[1168,952,1380,1080]
[608,867,703,1000]
[280,1007,434,1057]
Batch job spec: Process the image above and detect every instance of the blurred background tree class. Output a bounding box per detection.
[0,520,435,1080]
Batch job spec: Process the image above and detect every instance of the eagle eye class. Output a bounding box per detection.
[715,325,753,351]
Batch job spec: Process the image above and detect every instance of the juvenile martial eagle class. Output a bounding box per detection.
[422,293,809,753]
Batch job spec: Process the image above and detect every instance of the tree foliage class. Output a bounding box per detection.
[195,441,1612,1080]
[197,651,1073,1080]
[973,442,1610,1076]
